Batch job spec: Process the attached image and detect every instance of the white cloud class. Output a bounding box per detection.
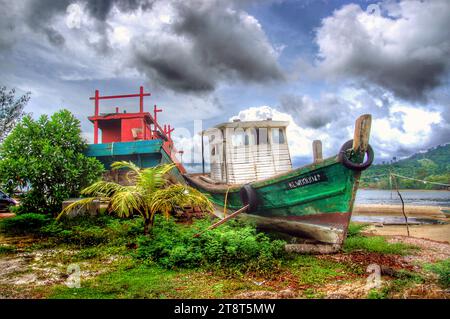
[315,0,450,101]
[230,106,331,158]
[227,97,445,164]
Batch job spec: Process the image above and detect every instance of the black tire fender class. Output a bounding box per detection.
[239,184,259,212]
[338,139,374,171]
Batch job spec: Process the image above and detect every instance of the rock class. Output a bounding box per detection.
[278,289,295,299]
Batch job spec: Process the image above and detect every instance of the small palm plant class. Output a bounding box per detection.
[58,161,213,234]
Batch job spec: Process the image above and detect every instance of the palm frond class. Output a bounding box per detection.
[150,184,213,217]
[110,189,146,218]
[111,161,141,174]
[137,164,176,193]
[57,197,98,220]
[81,181,133,197]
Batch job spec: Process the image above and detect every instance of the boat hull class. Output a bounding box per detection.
[85,139,186,183]
[185,156,361,245]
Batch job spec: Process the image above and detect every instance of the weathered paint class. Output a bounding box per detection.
[85,139,185,183]
[185,155,359,244]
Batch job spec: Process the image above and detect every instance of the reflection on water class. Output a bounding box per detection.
[356,189,450,206]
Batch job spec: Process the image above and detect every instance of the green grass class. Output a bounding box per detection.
[48,262,267,299]
[424,258,450,288]
[347,222,369,237]
[303,288,326,299]
[345,222,417,255]
[367,269,425,299]
[50,265,181,299]
[286,255,352,285]
[0,244,16,255]
[367,289,387,299]
[343,235,417,255]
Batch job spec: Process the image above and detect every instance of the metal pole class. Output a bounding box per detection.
[139,86,144,113]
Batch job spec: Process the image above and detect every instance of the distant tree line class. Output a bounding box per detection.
[360,145,450,190]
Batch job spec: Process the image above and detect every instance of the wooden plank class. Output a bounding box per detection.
[353,114,372,153]
[313,140,323,163]
[194,205,250,237]
[86,139,163,157]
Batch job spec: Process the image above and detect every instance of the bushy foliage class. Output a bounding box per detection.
[60,161,213,234]
[0,213,52,235]
[135,217,286,275]
[0,110,104,214]
[0,213,143,247]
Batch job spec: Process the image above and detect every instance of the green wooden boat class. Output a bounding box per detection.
[185,115,374,248]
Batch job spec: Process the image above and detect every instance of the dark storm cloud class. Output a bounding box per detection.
[3,0,283,93]
[315,0,450,102]
[132,0,284,93]
[133,39,215,92]
[173,1,284,83]
[83,0,152,21]
[24,0,72,46]
[279,94,343,129]
[22,0,153,47]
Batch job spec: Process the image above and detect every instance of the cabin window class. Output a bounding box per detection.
[257,128,268,145]
[245,128,257,145]
[211,146,216,156]
[232,129,245,147]
[271,128,286,144]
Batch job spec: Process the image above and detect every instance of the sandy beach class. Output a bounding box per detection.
[353,204,450,243]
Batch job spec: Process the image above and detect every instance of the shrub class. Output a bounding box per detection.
[134,217,286,276]
[40,215,144,246]
[0,212,144,249]
[0,213,52,235]
[0,110,104,215]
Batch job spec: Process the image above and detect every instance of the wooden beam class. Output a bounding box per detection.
[193,205,249,237]
[353,114,372,153]
[313,140,323,163]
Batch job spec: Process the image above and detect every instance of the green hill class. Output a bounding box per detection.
[360,143,450,190]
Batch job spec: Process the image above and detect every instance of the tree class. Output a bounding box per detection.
[0,110,104,214]
[0,86,30,143]
[60,161,213,234]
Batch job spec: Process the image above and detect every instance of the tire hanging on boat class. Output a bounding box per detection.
[240,184,259,212]
[338,139,374,171]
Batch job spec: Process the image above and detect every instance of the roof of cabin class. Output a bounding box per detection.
[201,120,289,135]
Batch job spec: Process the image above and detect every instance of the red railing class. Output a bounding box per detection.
[88,87,185,173]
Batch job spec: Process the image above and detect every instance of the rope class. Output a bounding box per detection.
[390,173,450,187]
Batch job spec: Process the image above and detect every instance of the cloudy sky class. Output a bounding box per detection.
[1,0,449,168]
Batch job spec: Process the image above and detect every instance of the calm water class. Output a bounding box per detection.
[355,189,450,207]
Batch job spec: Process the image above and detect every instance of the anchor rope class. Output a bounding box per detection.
[390,173,450,187]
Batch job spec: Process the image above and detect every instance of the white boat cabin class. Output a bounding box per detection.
[203,119,292,184]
